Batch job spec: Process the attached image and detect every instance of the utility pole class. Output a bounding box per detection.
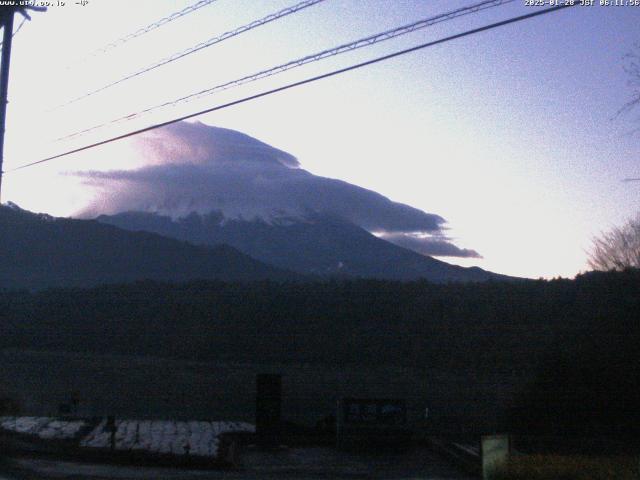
[0,7,16,202]
[0,4,45,202]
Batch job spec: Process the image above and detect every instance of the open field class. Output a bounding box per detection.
[0,348,528,435]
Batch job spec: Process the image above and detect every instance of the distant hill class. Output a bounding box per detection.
[0,204,297,290]
[98,210,513,282]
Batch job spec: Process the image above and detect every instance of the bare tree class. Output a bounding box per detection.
[619,43,640,118]
[588,214,640,271]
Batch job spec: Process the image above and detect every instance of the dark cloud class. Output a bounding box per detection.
[76,121,478,258]
[377,232,482,258]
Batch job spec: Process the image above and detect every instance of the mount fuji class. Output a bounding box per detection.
[83,121,509,282]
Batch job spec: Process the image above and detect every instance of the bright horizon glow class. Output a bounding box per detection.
[2,0,639,279]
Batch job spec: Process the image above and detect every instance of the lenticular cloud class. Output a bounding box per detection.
[76,121,478,258]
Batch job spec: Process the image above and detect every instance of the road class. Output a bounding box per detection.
[1,446,474,479]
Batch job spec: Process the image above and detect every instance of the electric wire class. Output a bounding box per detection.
[12,16,27,36]
[57,0,516,142]
[4,4,577,174]
[67,0,220,66]
[0,15,29,47]
[55,0,326,109]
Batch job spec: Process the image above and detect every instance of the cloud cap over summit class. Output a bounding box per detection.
[78,121,478,259]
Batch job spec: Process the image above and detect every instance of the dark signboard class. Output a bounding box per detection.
[336,398,410,450]
[341,398,406,426]
[256,374,282,446]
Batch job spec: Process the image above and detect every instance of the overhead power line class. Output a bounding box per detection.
[68,0,220,66]
[55,0,326,109]
[57,0,516,142]
[5,4,577,175]
[0,15,30,47]
[12,16,27,36]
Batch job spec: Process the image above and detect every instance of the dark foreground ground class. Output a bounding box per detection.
[0,446,473,480]
[0,349,524,436]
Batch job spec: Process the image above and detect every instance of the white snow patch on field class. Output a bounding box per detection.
[1,416,254,459]
[80,419,254,458]
[0,416,86,439]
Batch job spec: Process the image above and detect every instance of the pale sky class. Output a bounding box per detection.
[2,0,639,279]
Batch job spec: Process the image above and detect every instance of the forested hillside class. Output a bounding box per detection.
[1,270,638,436]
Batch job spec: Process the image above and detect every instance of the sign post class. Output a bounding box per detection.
[481,434,510,480]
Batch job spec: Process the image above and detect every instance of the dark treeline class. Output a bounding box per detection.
[0,269,638,437]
